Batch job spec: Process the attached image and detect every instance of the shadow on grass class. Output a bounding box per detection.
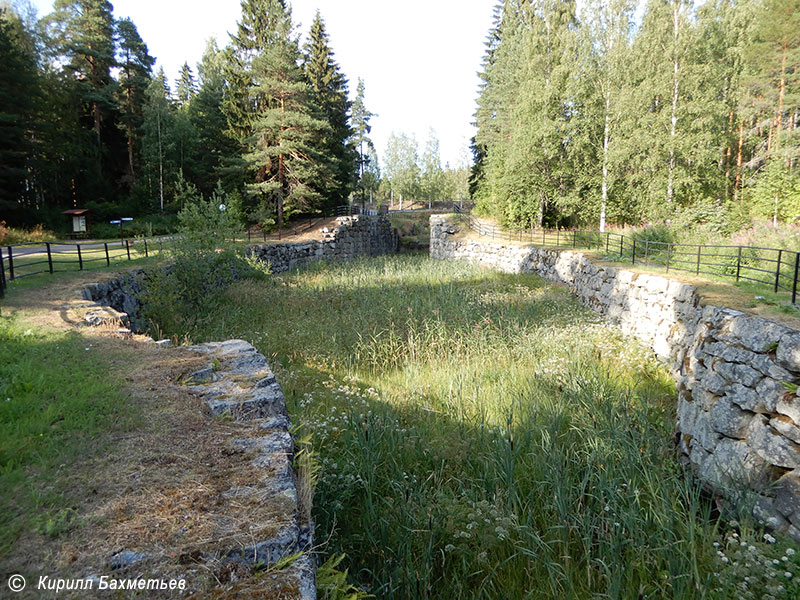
[154,255,721,599]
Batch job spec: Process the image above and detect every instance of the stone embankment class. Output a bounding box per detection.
[248,215,398,274]
[431,214,800,541]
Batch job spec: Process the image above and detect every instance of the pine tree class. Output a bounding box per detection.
[47,0,117,148]
[225,0,330,228]
[743,0,800,223]
[115,17,153,183]
[304,10,356,208]
[350,77,375,206]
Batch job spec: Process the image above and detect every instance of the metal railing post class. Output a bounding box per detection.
[619,236,623,260]
[0,247,5,298]
[77,244,83,270]
[126,239,131,261]
[696,245,701,275]
[556,229,560,247]
[736,246,742,282]
[632,239,636,265]
[104,242,110,266]
[606,232,610,253]
[644,240,650,266]
[793,252,800,304]
[7,246,14,280]
[144,239,148,257]
[775,249,783,292]
[46,242,53,274]
[666,243,671,272]
[573,230,577,248]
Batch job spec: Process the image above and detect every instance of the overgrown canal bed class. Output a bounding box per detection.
[153,253,800,599]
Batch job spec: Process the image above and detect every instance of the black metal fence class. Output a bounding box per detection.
[0,205,364,298]
[452,207,800,304]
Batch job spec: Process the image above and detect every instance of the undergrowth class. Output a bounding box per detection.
[155,254,800,599]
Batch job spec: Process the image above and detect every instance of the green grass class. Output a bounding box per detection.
[152,254,800,599]
[0,314,138,555]
[388,213,431,247]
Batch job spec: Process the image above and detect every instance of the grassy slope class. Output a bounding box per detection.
[0,295,137,556]
[169,254,799,600]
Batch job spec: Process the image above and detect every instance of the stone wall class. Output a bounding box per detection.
[248,215,398,274]
[84,215,399,331]
[431,214,800,541]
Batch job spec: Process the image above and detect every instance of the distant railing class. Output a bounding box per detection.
[0,205,361,298]
[451,205,800,304]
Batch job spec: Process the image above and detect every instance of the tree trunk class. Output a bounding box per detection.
[734,120,744,210]
[157,111,164,212]
[600,95,610,233]
[666,3,680,208]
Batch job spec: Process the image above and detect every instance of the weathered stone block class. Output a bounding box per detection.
[746,415,800,468]
[710,397,754,439]
[725,316,791,353]
[774,470,800,519]
[725,383,764,412]
[712,360,762,388]
[777,394,800,424]
[777,332,800,373]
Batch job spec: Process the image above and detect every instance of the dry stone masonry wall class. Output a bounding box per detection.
[248,215,398,274]
[431,214,800,541]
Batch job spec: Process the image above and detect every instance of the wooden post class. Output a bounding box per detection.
[104,242,110,266]
[644,240,650,266]
[125,239,131,261]
[632,239,636,264]
[144,239,148,257]
[46,242,53,274]
[77,244,83,270]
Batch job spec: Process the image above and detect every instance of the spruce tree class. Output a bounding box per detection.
[0,5,41,212]
[176,62,197,107]
[141,68,175,211]
[191,38,239,195]
[304,10,356,208]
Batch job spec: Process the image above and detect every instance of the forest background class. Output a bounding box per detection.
[0,0,798,240]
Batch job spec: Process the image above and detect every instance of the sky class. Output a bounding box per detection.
[30,0,497,168]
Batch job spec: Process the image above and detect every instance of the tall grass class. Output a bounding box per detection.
[160,254,799,599]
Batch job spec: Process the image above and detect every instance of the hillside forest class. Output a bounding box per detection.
[1,0,799,238]
[473,0,800,234]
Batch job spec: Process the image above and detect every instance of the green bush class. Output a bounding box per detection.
[140,186,269,338]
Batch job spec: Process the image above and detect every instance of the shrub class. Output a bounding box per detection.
[140,186,269,337]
